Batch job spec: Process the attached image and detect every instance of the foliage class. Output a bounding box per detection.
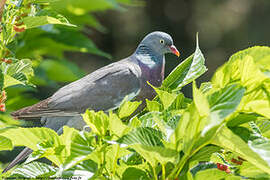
[0,0,130,120]
[1,0,270,179]
[1,28,270,179]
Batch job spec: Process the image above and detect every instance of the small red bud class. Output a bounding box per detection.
[15,21,24,26]
[20,13,28,17]
[5,59,12,64]
[231,158,243,165]
[225,168,231,174]
[13,26,25,32]
[217,163,228,171]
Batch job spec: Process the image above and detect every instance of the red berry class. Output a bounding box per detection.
[0,103,5,112]
[225,168,231,174]
[13,26,25,32]
[217,163,228,171]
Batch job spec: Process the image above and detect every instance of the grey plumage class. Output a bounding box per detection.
[3,31,179,173]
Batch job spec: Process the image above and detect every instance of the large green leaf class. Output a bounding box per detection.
[239,161,270,179]
[0,135,12,151]
[82,110,109,137]
[16,27,110,59]
[0,59,34,88]
[193,82,210,117]
[162,35,207,90]
[0,127,63,165]
[118,127,164,147]
[109,112,129,137]
[212,126,270,174]
[0,127,60,151]
[118,100,141,119]
[39,59,85,82]
[129,144,179,167]
[9,161,56,178]
[23,16,75,29]
[201,84,245,135]
[51,0,123,16]
[61,128,94,171]
[150,84,178,110]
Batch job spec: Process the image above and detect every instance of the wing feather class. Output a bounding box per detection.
[12,59,141,119]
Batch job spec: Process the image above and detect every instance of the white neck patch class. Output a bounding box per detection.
[136,54,157,68]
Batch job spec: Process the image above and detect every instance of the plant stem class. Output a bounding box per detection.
[152,166,158,180]
[162,163,166,180]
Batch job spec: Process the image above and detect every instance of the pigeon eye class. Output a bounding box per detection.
[160,39,165,44]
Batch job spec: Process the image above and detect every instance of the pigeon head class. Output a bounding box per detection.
[136,31,180,57]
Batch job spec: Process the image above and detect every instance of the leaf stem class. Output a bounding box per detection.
[161,163,166,180]
[152,165,158,180]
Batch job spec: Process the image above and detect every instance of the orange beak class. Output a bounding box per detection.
[170,45,180,57]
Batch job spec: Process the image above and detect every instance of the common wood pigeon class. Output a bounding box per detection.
[2,31,180,173]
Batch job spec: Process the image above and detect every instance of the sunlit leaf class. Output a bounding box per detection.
[118,100,141,119]
[213,126,270,174]
[0,135,12,150]
[9,162,56,178]
[162,34,207,90]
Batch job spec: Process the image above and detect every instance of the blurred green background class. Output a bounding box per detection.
[1,0,270,165]
[30,0,270,99]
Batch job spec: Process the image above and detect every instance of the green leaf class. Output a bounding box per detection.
[194,168,230,180]
[227,113,258,127]
[109,112,129,137]
[3,74,24,88]
[211,46,270,90]
[1,59,34,88]
[193,81,210,117]
[0,135,12,150]
[62,159,97,178]
[122,167,150,180]
[162,34,207,90]
[0,127,64,165]
[146,99,161,112]
[190,145,221,163]
[62,129,94,170]
[118,100,141,119]
[0,127,60,151]
[39,59,85,82]
[9,162,56,178]
[212,126,270,174]
[23,16,75,29]
[82,110,109,137]
[202,84,245,135]
[130,144,179,167]
[118,127,164,147]
[149,83,177,109]
[239,161,270,179]
[51,0,123,16]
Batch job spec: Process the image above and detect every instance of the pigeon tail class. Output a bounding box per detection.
[11,98,57,120]
[2,147,33,173]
